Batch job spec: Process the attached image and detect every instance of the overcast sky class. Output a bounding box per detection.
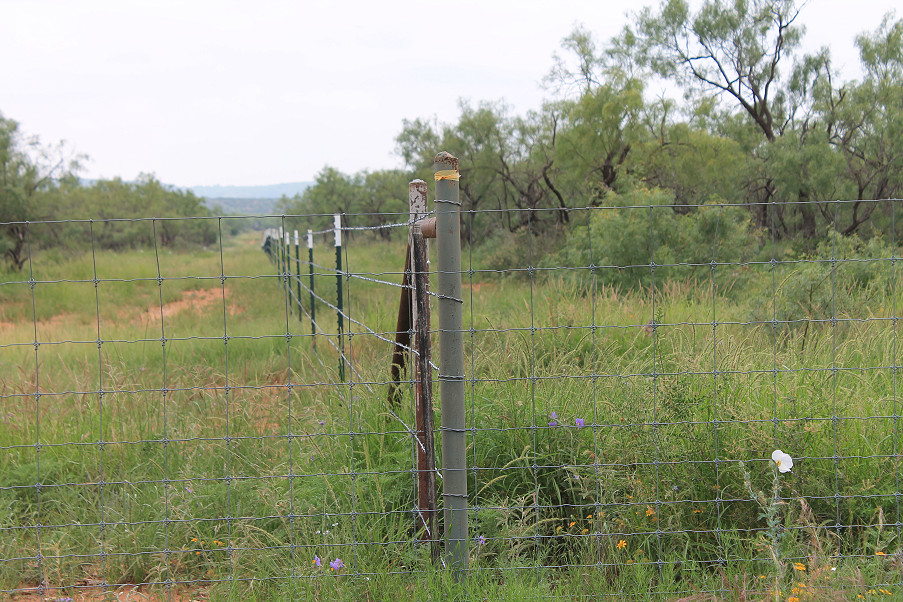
[1,0,898,187]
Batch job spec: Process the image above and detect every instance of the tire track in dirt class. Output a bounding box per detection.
[135,287,238,324]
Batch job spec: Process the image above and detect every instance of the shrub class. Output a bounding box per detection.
[551,187,763,291]
[750,229,896,331]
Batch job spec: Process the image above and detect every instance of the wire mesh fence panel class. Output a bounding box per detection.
[1,198,901,600]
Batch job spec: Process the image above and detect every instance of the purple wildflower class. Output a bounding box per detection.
[478,535,486,545]
[549,411,558,427]
[319,420,325,425]
[575,418,585,427]
[330,557,344,571]
[313,554,322,567]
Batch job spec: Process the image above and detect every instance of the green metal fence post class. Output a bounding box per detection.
[284,230,292,318]
[277,227,286,305]
[308,229,316,347]
[294,230,303,324]
[334,214,346,382]
[433,151,468,574]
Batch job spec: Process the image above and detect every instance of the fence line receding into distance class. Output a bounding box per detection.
[1,182,902,599]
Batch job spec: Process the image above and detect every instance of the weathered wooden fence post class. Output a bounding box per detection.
[410,179,438,559]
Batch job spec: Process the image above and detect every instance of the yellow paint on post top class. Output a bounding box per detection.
[434,169,460,181]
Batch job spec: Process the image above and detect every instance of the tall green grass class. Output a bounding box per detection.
[1,229,901,600]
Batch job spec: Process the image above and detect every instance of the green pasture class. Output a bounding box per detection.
[1,228,901,600]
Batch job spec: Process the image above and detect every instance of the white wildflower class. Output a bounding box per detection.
[771,449,793,473]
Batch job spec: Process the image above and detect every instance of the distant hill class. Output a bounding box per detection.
[190,181,313,215]
[78,179,313,216]
[202,197,285,215]
[188,182,312,200]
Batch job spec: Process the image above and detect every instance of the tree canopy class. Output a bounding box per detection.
[4,1,900,272]
[0,112,217,269]
[285,2,900,261]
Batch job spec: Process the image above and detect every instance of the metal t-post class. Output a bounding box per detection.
[334,214,345,382]
[286,231,294,318]
[280,228,289,312]
[275,227,283,290]
[307,229,316,346]
[433,151,468,573]
[294,230,303,324]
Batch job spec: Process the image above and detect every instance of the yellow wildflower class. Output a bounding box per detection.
[793,562,806,571]
[617,539,627,549]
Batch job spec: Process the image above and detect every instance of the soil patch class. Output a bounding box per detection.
[465,282,496,293]
[136,288,235,324]
[11,582,209,601]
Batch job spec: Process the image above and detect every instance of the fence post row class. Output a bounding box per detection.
[433,151,468,573]
[261,165,466,569]
[334,214,346,382]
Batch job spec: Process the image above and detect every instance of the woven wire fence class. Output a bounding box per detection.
[1,197,901,599]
